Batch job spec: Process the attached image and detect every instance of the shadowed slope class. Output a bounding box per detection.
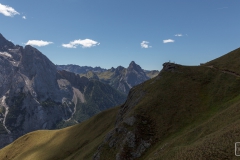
[97,63,240,159]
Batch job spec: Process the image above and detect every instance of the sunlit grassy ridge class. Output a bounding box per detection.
[204,47,240,75]
[0,107,119,160]
[1,48,240,159]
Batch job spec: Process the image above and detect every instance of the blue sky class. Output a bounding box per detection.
[0,0,240,70]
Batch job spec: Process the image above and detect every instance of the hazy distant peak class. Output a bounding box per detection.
[128,61,143,73]
[116,66,125,70]
[129,61,136,65]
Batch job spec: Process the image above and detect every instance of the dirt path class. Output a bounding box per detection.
[206,65,240,77]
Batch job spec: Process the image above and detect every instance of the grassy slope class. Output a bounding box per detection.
[0,107,119,160]
[204,47,240,74]
[152,99,240,160]
[96,70,114,81]
[145,66,240,159]
[98,64,240,159]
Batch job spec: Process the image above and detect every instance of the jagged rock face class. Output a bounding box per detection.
[56,70,126,128]
[125,61,149,87]
[57,70,89,93]
[0,34,15,52]
[109,61,150,94]
[19,45,63,101]
[0,34,126,149]
[0,35,76,148]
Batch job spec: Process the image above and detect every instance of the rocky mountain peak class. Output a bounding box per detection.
[129,60,136,66]
[110,67,115,72]
[127,61,143,73]
[0,33,15,51]
[114,66,125,75]
[125,61,149,87]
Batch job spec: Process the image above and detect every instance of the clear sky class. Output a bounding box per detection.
[0,0,240,70]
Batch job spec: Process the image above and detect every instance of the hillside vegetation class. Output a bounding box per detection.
[0,107,119,160]
[1,48,240,159]
[204,47,240,75]
[97,62,240,159]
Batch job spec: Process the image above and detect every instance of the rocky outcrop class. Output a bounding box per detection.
[0,35,77,148]
[162,62,177,72]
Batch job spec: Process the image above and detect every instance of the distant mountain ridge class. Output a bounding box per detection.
[0,33,126,148]
[56,65,107,74]
[57,61,159,94]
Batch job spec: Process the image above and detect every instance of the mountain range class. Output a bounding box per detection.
[57,62,159,94]
[56,65,107,74]
[0,33,126,148]
[1,33,240,159]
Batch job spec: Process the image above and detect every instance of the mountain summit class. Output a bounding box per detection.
[0,34,15,51]
[125,61,149,87]
[128,61,141,71]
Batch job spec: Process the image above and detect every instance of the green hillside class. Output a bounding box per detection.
[97,63,240,159]
[1,48,240,159]
[204,47,240,75]
[0,107,119,160]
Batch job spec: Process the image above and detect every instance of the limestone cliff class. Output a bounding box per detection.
[0,34,126,148]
